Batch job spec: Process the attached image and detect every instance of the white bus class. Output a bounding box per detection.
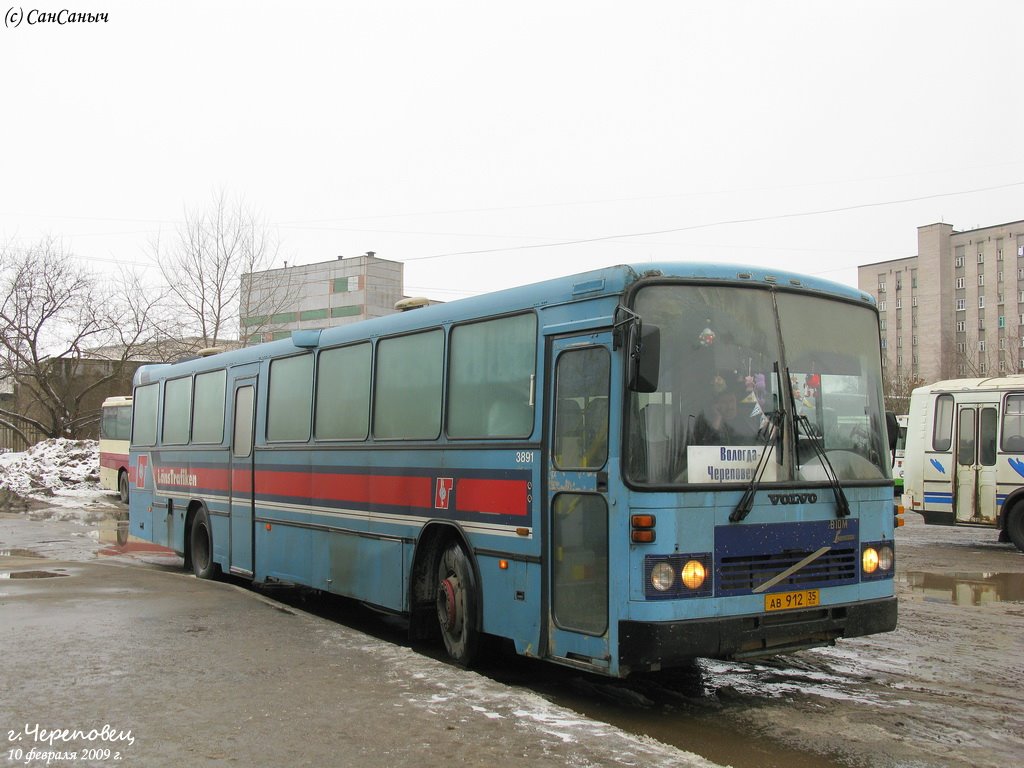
[901,376,1024,551]
[99,395,132,503]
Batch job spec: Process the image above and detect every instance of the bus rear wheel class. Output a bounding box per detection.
[435,542,479,666]
[189,508,220,580]
[1007,507,1024,553]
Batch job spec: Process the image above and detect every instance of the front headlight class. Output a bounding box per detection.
[651,561,675,591]
[862,547,880,574]
[861,540,895,581]
[878,544,894,571]
[681,559,706,590]
[644,553,713,599]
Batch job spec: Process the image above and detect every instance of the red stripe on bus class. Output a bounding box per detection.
[99,453,128,469]
[456,478,529,517]
[139,463,527,517]
[232,469,252,493]
[256,470,434,509]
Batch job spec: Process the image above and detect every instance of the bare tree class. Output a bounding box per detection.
[882,368,924,415]
[0,238,162,441]
[238,264,306,346]
[153,190,289,348]
[951,329,1024,380]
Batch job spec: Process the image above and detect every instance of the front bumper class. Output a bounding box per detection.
[619,597,897,671]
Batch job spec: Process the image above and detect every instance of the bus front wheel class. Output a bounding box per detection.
[435,542,479,666]
[1006,507,1024,553]
[189,508,220,580]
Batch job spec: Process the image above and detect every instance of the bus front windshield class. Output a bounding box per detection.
[626,284,889,486]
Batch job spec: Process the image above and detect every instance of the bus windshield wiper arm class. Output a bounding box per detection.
[731,362,786,523]
[783,365,849,518]
[730,409,782,523]
[795,413,851,518]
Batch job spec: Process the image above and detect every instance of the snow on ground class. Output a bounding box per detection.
[0,439,117,518]
[0,438,99,494]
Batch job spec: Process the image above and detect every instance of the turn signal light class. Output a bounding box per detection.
[630,514,656,544]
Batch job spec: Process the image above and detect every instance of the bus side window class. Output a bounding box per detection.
[554,399,583,468]
[979,407,997,466]
[956,408,976,467]
[552,347,610,471]
[933,394,954,452]
[1002,394,1024,452]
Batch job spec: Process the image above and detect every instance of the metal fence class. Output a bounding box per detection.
[0,424,47,454]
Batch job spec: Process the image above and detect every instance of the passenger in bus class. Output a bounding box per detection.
[692,377,756,446]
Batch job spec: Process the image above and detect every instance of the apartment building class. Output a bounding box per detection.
[858,220,1024,386]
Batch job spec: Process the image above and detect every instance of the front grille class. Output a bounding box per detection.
[717,547,858,595]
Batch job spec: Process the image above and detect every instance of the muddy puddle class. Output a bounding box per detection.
[515,665,858,768]
[0,548,67,579]
[0,569,68,579]
[0,548,44,558]
[900,570,1024,605]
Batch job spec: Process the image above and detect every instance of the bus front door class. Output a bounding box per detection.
[229,379,257,576]
[955,404,998,525]
[546,333,613,672]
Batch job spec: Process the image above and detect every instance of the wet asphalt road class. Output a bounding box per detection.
[3,507,1023,768]
[0,521,715,768]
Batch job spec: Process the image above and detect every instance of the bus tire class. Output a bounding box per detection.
[1007,507,1024,553]
[118,471,130,505]
[189,507,220,580]
[435,541,479,666]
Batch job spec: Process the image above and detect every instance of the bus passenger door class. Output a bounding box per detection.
[546,333,613,671]
[229,379,257,576]
[955,404,998,524]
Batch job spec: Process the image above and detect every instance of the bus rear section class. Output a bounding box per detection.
[99,395,132,504]
[902,378,1024,551]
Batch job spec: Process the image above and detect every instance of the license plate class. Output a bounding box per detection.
[764,589,820,612]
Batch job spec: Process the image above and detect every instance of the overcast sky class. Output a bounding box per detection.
[3,1,1022,302]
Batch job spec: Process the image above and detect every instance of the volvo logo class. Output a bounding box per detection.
[767,493,818,505]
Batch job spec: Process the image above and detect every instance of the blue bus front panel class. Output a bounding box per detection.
[618,486,897,668]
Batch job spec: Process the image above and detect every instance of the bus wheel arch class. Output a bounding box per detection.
[185,502,220,579]
[410,523,481,666]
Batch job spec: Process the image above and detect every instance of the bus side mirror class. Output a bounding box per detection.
[627,323,660,393]
[885,411,899,455]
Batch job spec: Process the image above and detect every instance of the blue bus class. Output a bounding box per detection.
[128,262,897,677]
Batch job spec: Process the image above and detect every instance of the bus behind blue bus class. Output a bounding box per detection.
[128,262,896,677]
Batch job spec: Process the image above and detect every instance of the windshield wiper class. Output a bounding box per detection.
[730,409,781,523]
[731,365,851,522]
[787,366,850,518]
[731,362,786,523]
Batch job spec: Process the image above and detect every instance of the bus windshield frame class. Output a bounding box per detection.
[625,282,889,487]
